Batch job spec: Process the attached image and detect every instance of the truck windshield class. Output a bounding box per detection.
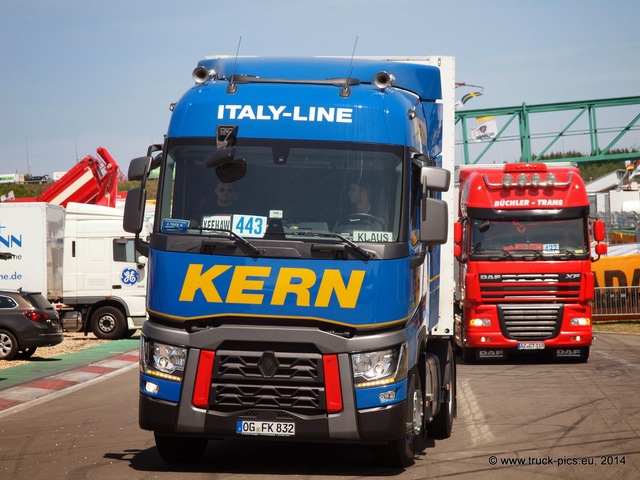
[156,138,404,243]
[469,218,589,259]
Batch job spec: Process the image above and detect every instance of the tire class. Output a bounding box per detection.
[91,306,127,340]
[154,434,208,463]
[16,347,38,359]
[0,329,19,361]
[429,340,456,439]
[557,347,590,363]
[372,373,425,468]
[121,328,137,339]
[578,347,590,363]
[462,343,476,363]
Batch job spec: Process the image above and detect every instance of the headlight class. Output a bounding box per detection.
[470,318,492,327]
[141,335,187,382]
[351,343,408,388]
[516,173,528,187]
[570,317,591,326]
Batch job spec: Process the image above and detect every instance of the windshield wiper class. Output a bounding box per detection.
[198,227,262,256]
[288,231,374,259]
[550,248,578,260]
[484,250,515,261]
[506,248,545,260]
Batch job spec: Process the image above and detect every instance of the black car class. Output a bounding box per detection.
[25,174,52,184]
[0,289,64,361]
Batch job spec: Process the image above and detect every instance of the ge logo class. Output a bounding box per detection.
[121,268,139,286]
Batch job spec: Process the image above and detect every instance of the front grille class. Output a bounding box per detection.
[498,304,563,340]
[213,384,322,410]
[209,350,326,414]
[479,272,581,303]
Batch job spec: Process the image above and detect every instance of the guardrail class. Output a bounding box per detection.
[593,286,640,320]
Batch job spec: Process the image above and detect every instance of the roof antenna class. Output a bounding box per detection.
[341,36,358,98]
[227,36,242,94]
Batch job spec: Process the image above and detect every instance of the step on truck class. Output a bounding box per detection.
[124,55,458,467]
[453,162,608,362]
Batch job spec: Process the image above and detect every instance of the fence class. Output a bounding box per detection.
[593,285,640,320]
[594,211,640,244]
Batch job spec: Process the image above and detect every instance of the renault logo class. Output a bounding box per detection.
[257,351,279,378]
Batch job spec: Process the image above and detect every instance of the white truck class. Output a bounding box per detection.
[0,173,24,184]
[0,202,147,339]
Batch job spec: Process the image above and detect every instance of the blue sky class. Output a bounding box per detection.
[0,0,638,176]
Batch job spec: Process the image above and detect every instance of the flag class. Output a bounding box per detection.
[627,159,640,179]
[460,91,483,105]
[471,118,498,142]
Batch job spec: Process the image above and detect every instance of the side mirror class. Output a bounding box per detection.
[595,243,607,256]
[420,198,448,245]
[453,221,462,257]
[123,187,146,235]
[123,187,149,257]
[421,166,451,193]
[593,219,606,242]
[127,156,152,181]
[453,221,463,243]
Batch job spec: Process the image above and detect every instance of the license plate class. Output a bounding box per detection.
[236,420,295,437]
[517,342,545,350]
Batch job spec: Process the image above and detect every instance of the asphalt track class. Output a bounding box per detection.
[0,333,638,479]
[0,339,139,416]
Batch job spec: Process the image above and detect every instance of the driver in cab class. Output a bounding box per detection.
[344,181,385,230]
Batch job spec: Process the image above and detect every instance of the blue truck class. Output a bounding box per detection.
[123,55,457,467]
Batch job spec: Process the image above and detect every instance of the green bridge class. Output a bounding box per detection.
[455,96,640,165]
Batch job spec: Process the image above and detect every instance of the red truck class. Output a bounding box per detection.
[453,162,607,362]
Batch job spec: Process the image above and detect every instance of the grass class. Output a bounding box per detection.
[593,320,640,335]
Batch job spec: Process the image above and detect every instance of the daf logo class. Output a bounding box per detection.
[556,349,581,357]
[480,274,500,280]
[478,349,505,358]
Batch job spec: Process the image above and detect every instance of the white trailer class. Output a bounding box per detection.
[0,173,25,184]
[0,202,147,339]
[0,203,64,298]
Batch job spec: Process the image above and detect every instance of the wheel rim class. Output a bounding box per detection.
[0,333,13,357]
[98,315,116,333]
[411,386,424,436]
[444,360,454,416]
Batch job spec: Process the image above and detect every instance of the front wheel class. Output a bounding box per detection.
[372,373,425,467]
[91,306,126,340]
[429,341,456,439]
[154,434,208,463]
[121,328,137,339]
[555,346,590,363]
[461,342,476,363]
[578,347,590,362]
